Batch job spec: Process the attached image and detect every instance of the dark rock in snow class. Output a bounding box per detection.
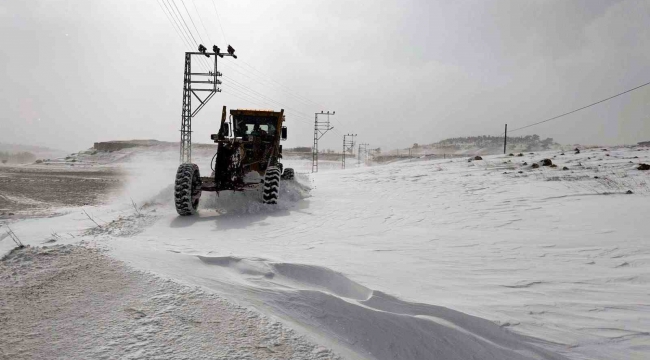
[574,148,580,154]
[517,153,524,157]
[531,163,540,169]
[508,153,514,156]
[541,159,553,166]
[474,156,483,160]
[638,163,650,171]
[523,162,528,165]
[550,164,558,168]
[626,190,634,194]
[562,166,569,170]
[594,176,599,179]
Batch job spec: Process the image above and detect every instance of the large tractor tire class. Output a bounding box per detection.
[281,168,295,180]
[175,163,202,216]
[262,166,281,204]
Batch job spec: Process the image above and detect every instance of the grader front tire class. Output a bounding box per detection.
[175,163,202,216]
[262,167,281,204]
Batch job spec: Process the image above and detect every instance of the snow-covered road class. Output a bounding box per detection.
[3,146,649,359]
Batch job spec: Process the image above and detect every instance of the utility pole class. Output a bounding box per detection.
[358,143,361,165]
[503,123,507,154]
[358,143,369,165]
[312,111,335,173]
[180,44,236,164]
[342,134,357,169]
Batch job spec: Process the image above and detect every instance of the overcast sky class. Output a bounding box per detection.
[1,0,649,152]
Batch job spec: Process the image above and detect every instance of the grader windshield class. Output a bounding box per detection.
[233,113,279,139]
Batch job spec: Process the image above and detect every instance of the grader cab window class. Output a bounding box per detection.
[234,115,276,138]
[242,124,269,135]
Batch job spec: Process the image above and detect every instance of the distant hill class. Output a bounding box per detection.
[435,134,556,148]
[92,139,217,152]
[0,143,68,162]
[383,134,563,157]
[423,134,561,154]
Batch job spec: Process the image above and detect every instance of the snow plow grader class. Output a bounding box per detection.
[174,107,295,216]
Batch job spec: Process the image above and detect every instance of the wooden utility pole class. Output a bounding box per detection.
[503,124,507,154]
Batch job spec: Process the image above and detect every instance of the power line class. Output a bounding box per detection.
[177,0,314,112]
[223,75,314,120]
[156,1,332,132]
[505,80,650,135]
[179,0,206,45]
[219,71,314,122]
[220,61,316,110]
[196,1,345,133]
[223,87,274,110]
[224,75,296,111]
[191,0,213,44]
[158,0,193,49]
[238,59,329,110]
[162,0,210,71]
[220,61,351,132]
[231,60,350,132]
[167,0,212,70]
[156,0,186,47]
[170,0,199,45]
[210,0,228,44]
[225,85,280,112]
[221,58,341,124]
[222,84,313,126]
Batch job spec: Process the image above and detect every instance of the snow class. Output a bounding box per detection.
[2,146,649,359]
[0,245,341,359]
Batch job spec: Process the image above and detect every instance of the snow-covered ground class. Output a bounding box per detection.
[0,245,341,359]
[2,146,649,359]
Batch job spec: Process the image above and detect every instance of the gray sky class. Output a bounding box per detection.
[1,0,649,152]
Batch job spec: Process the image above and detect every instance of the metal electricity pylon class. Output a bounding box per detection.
[342,134,357,169]
[312,111,335,173]
[180,44,236,164]
[358,143,369,165]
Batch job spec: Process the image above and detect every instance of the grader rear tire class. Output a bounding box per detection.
[174,163,202,216]
[282,168,295,180]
